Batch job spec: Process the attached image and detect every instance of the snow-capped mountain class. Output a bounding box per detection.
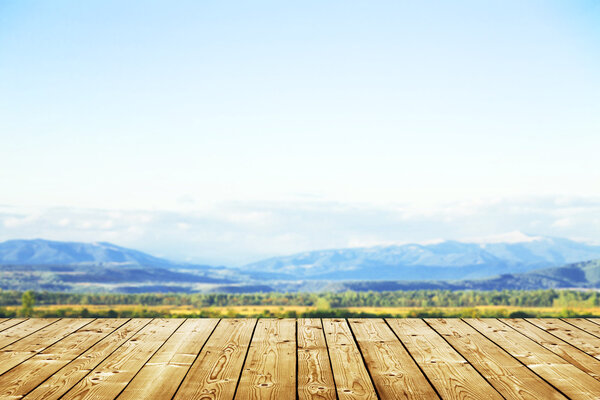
[242,234,600,281]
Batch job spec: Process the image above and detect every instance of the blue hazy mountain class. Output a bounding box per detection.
[242,234,600,281]
[3,236,600,291]
[323,258,600,292]
[0,239,177,267]
[0,239,237,292]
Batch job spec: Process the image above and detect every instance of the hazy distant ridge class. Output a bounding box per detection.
[242,235,600,281]
[2,236,600,293]
[0,239,177,267]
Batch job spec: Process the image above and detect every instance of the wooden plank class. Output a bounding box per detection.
[0,318,93,375]
[0,319,128,399]
[5,317,600,398]
[323,318,377,400]
[349,318,438,399]
[117,318,219,400]
[466,318,600,400]
[387,318,502,400]
[0,318,27,332]
[527,318,600,359]
[23,318,150,400]
[173,318,256,400]
[502,318,600,381]
[60,318,183,400]
[297,318,336,400]
[234,319,296,400]
[566,318,600,339]
[427,318,566,400]
[586,318,600,327]
[0,318,58,350]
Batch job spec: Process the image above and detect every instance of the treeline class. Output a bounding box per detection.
[0,289,599,308]
[0,306,594,319]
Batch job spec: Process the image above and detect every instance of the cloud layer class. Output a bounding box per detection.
[1,196,599,266]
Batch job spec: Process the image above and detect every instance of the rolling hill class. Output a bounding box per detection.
[324,259,600,292]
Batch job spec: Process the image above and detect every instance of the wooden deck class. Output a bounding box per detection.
[0,319,599,399]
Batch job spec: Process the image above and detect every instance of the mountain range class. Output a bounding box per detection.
[0,239,237,292]
[243,235,600,280]
[0,239,183,268]
[319,259,600,292]
[1,236,600,292]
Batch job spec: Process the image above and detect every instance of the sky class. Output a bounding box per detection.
[1,1,599,265]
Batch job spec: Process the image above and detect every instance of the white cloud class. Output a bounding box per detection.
[465,231,543,244]
[101,220,114,229]
[3,217,22,228]
[552,218,573,228]
[176,222,190,230]
[3,213,40,228]
[0,196,599,265]
[57,218,70,227]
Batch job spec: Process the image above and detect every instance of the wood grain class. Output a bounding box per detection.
[586,318,600,328]
[323,318,377,400]
[0,319,127,399]
[297,318,336,400]
[427,318,565,400]
[234,318,296,400]
[60,318,183,400]
[527,318,600,359]
[466,318,600,400]
[117,318,218,400]
[349,318,438,399]
[0,318,93,375]
[502,318,600,381]
[387,318,502,400]
[23,318,150,400]
[565,318,600,339]
[0,318,598,399]
[0,318,27,333]
[173,318,257,400]
[0,318,58,350]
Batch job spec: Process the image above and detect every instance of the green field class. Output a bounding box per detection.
[2,289,600,318]
[3,303,600,319]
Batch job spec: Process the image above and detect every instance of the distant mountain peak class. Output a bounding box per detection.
[354,232,552,249]
[0,238,175,267]
[467,231,546,244]
[242,235,600,281]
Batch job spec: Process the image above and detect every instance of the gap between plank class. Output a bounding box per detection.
[466,318,572,399]
[383,319,445,400]
[168,318,223,400]
[0,318,98,377]
[344,318,380,400]
[112,318,187,399]
[560,318,600,340]
[20,318,150,399]
[231,318,260,400]
[0,318,62,351]
[500,318,600,376]
[0,318,29,333]
[319,318,340,400]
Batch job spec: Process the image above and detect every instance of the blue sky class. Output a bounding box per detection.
[1,1,599,264]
